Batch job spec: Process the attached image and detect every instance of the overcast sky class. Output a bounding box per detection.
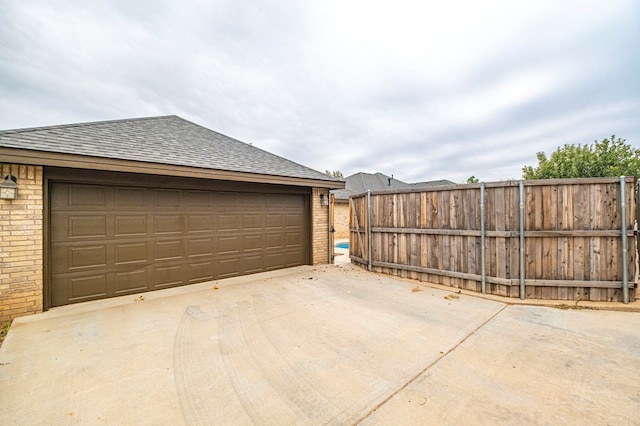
[1,1,638,183]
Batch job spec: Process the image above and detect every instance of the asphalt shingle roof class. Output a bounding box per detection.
[332,172,453,200]
[0,115,340,184]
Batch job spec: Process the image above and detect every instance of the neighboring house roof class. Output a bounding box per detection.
[332,172,453,201]
[0,115,344,189]
[409,179,455,188]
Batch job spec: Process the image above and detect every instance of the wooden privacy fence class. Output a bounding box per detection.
[349,177,637,303]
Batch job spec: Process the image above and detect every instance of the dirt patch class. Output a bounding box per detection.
[0,321,11,348]
[554,303,585,310]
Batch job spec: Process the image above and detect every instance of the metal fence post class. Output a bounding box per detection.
[367,190,372,272]
[620,176,629,304]
[480,182,486,294]
[519,180,526,300]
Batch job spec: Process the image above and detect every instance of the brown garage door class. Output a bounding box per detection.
[50,182,309,306]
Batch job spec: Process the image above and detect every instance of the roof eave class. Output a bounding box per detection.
[0,147,346,189]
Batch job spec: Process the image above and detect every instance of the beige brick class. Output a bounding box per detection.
[8,239,34,247]
[311,187,330,265]
[7,270,36,278]
[4,234,28,241]
[8,298,28,307]
[9,300,36,310]
[6,256,30,263]
[6,250,35,257]
[4,307,29,317]
[0,164,44,321]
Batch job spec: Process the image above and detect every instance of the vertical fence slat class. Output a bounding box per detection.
[349,177,636,303]
[621,177,629,303]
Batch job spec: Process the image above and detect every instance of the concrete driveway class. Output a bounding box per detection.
[1,264,638,425]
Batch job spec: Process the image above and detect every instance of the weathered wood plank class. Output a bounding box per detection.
[558,184,571,299]
[494,186,507,296]
[350,198,366,261]
[371,227,631,237]
[543,183,559,299]
[524,279,624,288]
[573,183,588,286]
[420,192,427,228]
[349,177,636,302]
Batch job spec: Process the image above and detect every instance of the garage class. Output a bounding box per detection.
[0,115,344,318]
[49,175,309,306]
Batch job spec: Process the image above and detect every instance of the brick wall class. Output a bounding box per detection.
[311,188,329,264]
[333,201,350,240]
[0,164,43,322]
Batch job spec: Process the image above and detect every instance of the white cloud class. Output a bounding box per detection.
[0,0,638,183]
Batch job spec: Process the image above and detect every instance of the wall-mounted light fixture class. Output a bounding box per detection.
[0,174,18,200]
[320,193,329,206]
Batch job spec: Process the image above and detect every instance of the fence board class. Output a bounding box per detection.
[350,177,637,302]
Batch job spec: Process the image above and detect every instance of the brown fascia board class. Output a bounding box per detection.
[0,147,345,189]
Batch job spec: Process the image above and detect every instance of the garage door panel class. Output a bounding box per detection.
[217,258,240,278]
[189,261,214,282]
[243,235,263,252]
[50,245,104,274]
[244,255,263,273]
[51,181,309,306]
[71,245,108,269]
[242,193,264,208]
[155,239,183,261]
[155,215,183,234]
[115,215,147,236]
[68,184,107,207]
[266,194,289,209]
[243,214,263,230]
[115,269,147,293]
[61,215,108,240]
[49,244,108,273]
[286,232,302,247]
[187,190,213,208]
[286,250,304,266]
[51,274,108,306]
[218,236,240,255]
[154,265,183,288]
[115,187,146,207]
[218,214,239,231]
[71,274,107,299]
[153,189,181,207]
[266,214,283,229]
[114,242,148,265]
[269,194,303,210]
[52,214,97,242]
[188,238,213,257]
[286,213,302,228]
[266,252,285,269]
[266,233,284,249]
[187,215,213,233]
[216,192,239,208]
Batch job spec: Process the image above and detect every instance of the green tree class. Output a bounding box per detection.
[325,170,344,179]
[522,136,640,179]
[466,175,479,183]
